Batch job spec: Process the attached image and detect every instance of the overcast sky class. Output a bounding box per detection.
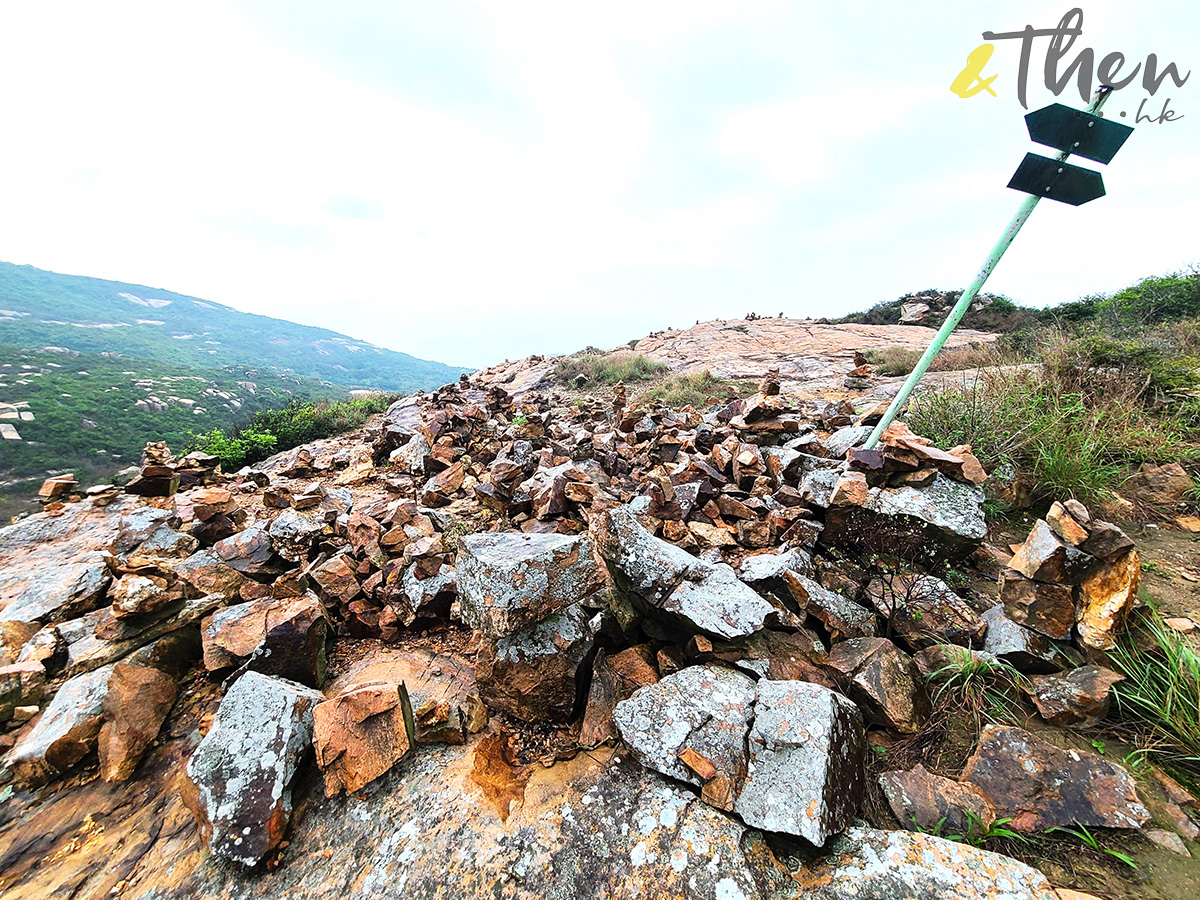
[0,2,1195,368]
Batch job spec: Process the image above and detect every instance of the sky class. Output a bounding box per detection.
[0,2,1195,369]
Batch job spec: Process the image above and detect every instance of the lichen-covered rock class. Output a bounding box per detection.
[457,532,602,638]
[734,680,865,844]
[201,593,328,687]
[97,662,179,782]
[267,509,322,563]
[825,637,928,734]
[784,570,877,639]
[4,664,113,786]
[792,825,1058,899]
[181,671,324,866]
[614,664,755,795]
[474,602,595,722]
[981,605,1064,674]
[313,681,414,795]
[109,574,175,619]
[1027,666,1124,728]
[213,526,283,576]
[961,725,1150,831]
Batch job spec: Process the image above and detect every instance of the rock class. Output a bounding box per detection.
[173,549,248,600]
[878,764,995,835]
[911,643,998,679]
[413,696,468,745]
[475,602,595,723]
[1076,549,1140,651]
[181,671,324,866]
[1027,666,1123,727]
[310,554,361,605]
[783,571,877,639]
[109,574,176,619]
[734,679,865,843]
[961,725,1150,831]
[1126,462,1193,507]
[267,509,323,563]
[614,664,756,799]
[97,662,179,782]
[825,637,929,733]
[792,824,1059,899]
[715,629,835,687]
[4,664,112,786]
[114,507,178,552]
[1078,520,1135,560]
[1009,519,1091,584]
[1046,501,1089,546]
[135,526,200,559]
[201,593,328,687]
[597,507,798,640]
[313,681,415,796]
[1145,828,1190,856]
[981,605,1064,674]
[579,646,660,748]
[864,575,985,651]
[213,526,283,576]
[456,532,602,638]
[900,300,931,324]
[1000,569,1075,640]
[0,553,111,625]
[822,473,987,555]
[0,620,38,665]
[0,660,46,725]
[822,425,873,458]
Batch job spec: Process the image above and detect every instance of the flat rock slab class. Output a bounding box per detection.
[456,532,601,638]
[961,725,1150,832]
[313,681,414,796]
[792,824,1058,899]
[182,671,324,866]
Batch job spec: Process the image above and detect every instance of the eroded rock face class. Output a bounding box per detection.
[313,681,414,796]
[456,532,602,638]
[181,671,324,866]
[474,602,595,722]
[792,825,1058,899]
[734,679,865,844]
[999,570,1075,640]
[961,725,1150,832]
[5,664,113,786]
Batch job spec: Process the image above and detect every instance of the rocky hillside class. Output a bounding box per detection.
[1,361,1196,899]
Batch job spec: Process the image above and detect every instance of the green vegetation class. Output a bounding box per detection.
[925,646,1026,727]
[188,395,395,470]
[820,290,1034,333]
[1109,609,1200,784]
[0,261,466,391]
[862,346,923,377]
[554,350,668,385]
[1045,825,1138,870]
[644,370,754,407]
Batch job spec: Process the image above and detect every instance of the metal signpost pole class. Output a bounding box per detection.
[862,85,1125,450]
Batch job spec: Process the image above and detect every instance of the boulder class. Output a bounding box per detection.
[961,725,1150,831]
[457,532,602,638]
[397,563,456,625]
[135,526,200,560]
[267,510,322,563]
[4,664,113,786]
[981,605,1064,674]
[0,660,46,725]
[309,554,361,605]
[825,637,929,733]
[0,553,111,625]
[878,764,995,835]
[999,570,1075,640]
[1027,666,1123,727]
[792,825,1058,899]
[864,575,985,650]
[201,593,328,687]
[213,526,283,576]
[110,574,176,619]
[97,662,179,782]
[313,681,415,796]
[734,679,865,844]
[1076,549,1140,651]
[173,549,248,600]
[1008,519,1092,584]
[181,671,324,866]
[1126,462,1193,507]
[783,571,877,639]
[614,665,756,802]
[475,602,595,723]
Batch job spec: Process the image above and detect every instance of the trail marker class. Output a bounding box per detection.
[862,86,1134,449]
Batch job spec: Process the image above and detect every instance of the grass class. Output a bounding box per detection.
[863,346,923,377]
[554,350,667,386]
[644,370,753,407]
[1108,608,1200,784]
[925,645,1027,728]
[1046,825,1138,870]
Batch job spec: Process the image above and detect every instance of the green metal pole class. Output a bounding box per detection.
[862,85,1115,449]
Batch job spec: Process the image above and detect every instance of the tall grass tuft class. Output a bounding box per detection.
[554,351,667,385]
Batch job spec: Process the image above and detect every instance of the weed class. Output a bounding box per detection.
[554,351,667,386]
[863,346,923,377]
[1090,739,1107,756]
[926,646,1027,727]
[1046,824,1138,870]
[644,371,752,408]
[511,413,528,427]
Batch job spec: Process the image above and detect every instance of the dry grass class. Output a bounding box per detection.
[554,351,668,386]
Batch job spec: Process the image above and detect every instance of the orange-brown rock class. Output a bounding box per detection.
[312,681,414,796]
[1075,549,1140,651]
[98,663,179,782]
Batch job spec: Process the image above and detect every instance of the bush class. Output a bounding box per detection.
[189,427,277,470]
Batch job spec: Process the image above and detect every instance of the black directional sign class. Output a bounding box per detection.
[1025,103,1133,164]
[1007,153,1106,206]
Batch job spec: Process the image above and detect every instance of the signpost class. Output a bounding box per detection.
[862,85,1134,450]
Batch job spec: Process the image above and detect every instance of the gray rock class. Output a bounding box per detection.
[5,664,113,786]
[799,468,839,508]
[823,473,987,553]
[213,526,282,576]
[734,680,865,844]
[783,571,877,639]
[792,825,1058,898]
[614,664,756,790]
[268,510,323,563]
[822,426,873,458]
[981,605,1065,674]
[390,431,431,475]
[662,561,800,640]
[135,526,199,559]
[456,532,602,638]
[0,553,111,625]
[593,506,702,603]
[182,671,324,866]
[738,546,813,585]
[115,507,178,552]
[399,563,456,624]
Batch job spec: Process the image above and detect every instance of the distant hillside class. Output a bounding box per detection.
[0,262,465,391]
[817,289,1035,333]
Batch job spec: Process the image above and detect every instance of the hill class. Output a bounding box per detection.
[0,262,465,391]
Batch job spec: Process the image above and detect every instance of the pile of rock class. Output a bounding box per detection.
[124,441,180,497]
